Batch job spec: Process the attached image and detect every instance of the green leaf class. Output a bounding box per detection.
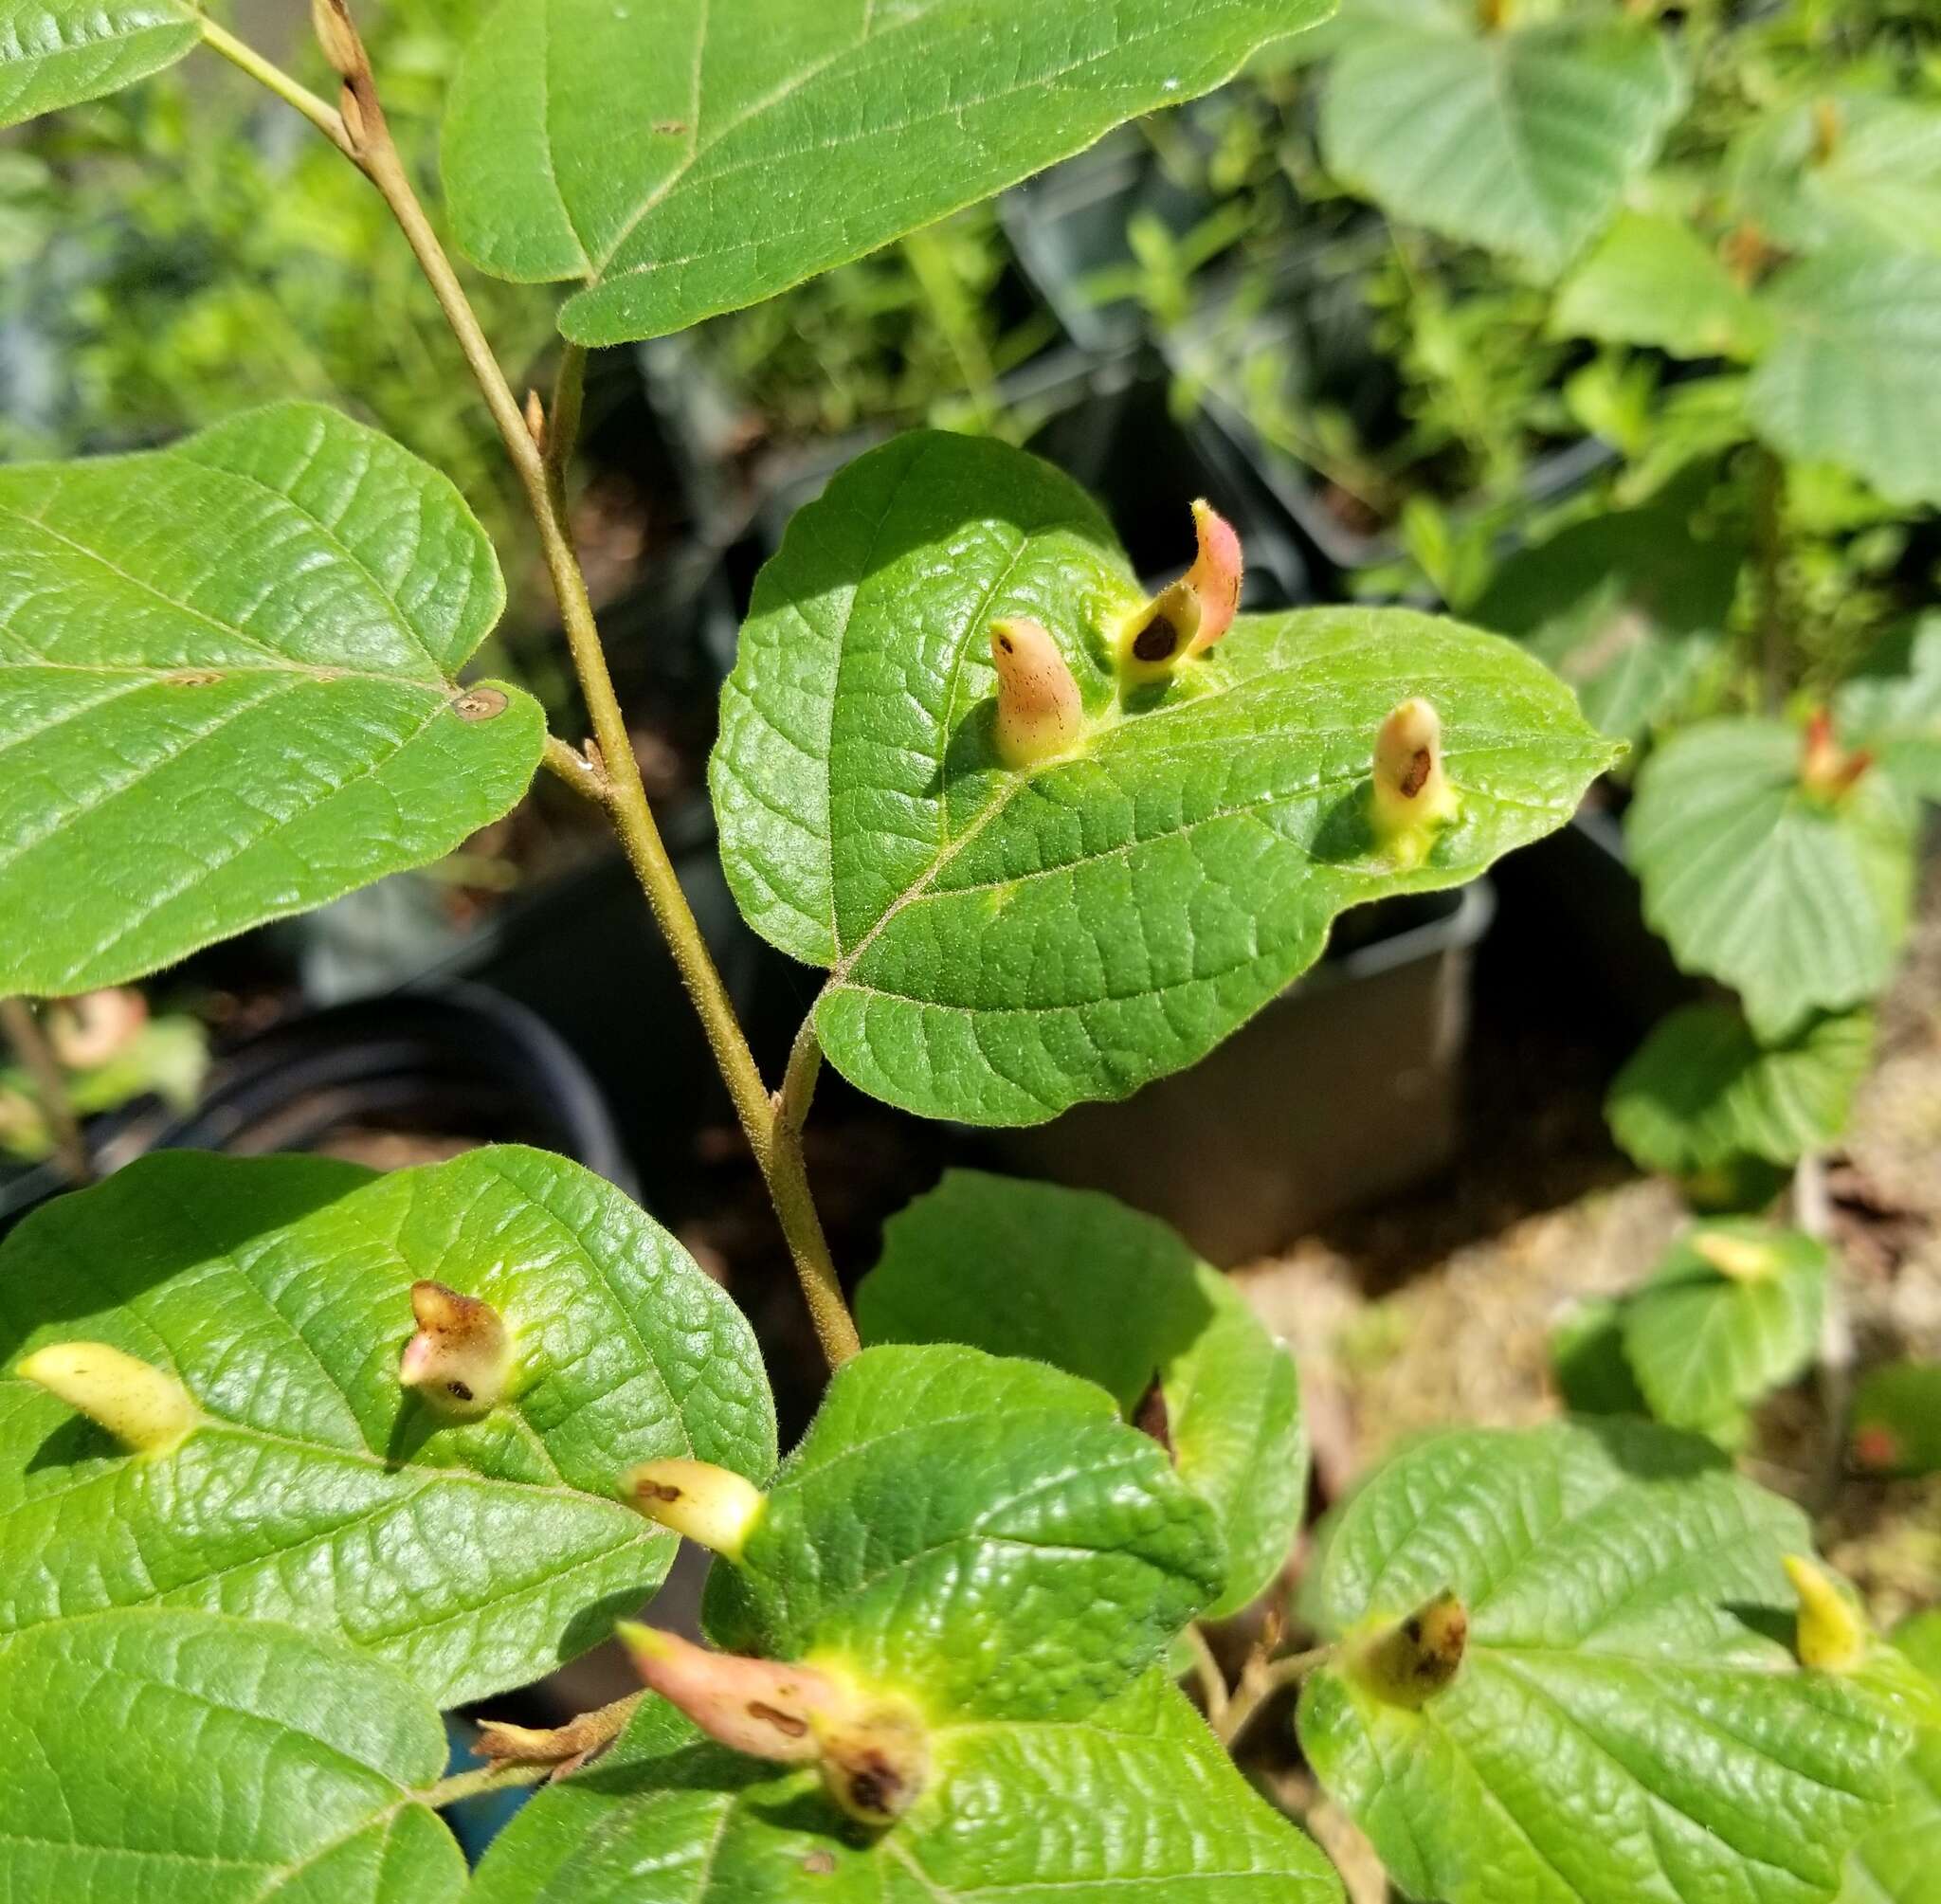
[1319,16,1684,278]
[0,0,199,129]
[1732,94,1941,261]
[1551,210,1772,360]
[856,1170,1304,1617]
[1549,1297,1651,1419]
[1842,1614,1941,1903]
[441,0,1319,345]
[0,402,542,994]
[1849,1362,1941,1478]
[1620,1221,1829,1435]
[1751,245,1941,509]
[1298,1419,1910,1904]
[1838,617,1941,804]
[712,431,1617,1124]
[703,1344,1220,1722]
[468,1669,1344,1902]
[0,1145,774,1706]
[1606,1003,1874,1175]
[1470,482,1740,749]
[1626,718,1916,1041]
[0,1606,464,1901]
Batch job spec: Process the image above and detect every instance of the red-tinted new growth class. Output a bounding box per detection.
[1800,709,1873,802]
[399,1279,512,1419]
[989,617,1085,769]
[1116,499,1244,680]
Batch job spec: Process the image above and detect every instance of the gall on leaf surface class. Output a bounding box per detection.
[0,1146,774,1706]
[0,1606,465,1902]
[0,403,542,994]
[1297,1419,1911,1904]
[857,1169,1304,1617]
[701,1343,1222,1724]
[441,0,1325,345]
[467,1668,1344,1903]
[711,430,1618,1125]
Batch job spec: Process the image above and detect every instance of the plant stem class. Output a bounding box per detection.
[1182,1624,1228,1724]
[195,14,353,154]
[200,7,862,1369]
[1213,1644,1331,1752]
[424,1761,553,1807]
[545,342,588,499]
[0,998,89,1186]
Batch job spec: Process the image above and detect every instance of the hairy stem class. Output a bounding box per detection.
[1213,1644,1331,1751]
[201,6,861,1368]
[424,1761,553,1808]
[0,998,89,1186]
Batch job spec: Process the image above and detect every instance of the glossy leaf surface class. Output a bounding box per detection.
[1299,1420,1909,1904]
[713,431,1616,1123]
[468,1670,1344,1902]
[0,1146,774,1705]
[0,1607,464,1901]
[0,0,198,129]
[703,1344,1221,1722]
[857,1170,1304,1616]
[0,404,540,993]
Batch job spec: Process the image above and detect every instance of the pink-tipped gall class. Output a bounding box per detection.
[399,1280,512,1419]
[989,617,1086,769]
[1117,499,1244,680]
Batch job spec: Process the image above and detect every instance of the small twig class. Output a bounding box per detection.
[1214,1644,1332,1751]
[542,733,610,802]
[1181,1624,1228,1724]
[0,998,90,1186]
[474,1688,644,1777]
[201,0,863,1369]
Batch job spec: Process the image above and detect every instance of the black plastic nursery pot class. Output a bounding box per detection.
[991,882,1497,1266]
[0,983,632,1239]
[1486,801,1697,1054]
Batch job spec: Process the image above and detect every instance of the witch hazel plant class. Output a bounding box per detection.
[0,1,1921,1897]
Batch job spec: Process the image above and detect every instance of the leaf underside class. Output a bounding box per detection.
[1320,18,1684,277]
[0,0,198,130]
[1626,719,1915,1042]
